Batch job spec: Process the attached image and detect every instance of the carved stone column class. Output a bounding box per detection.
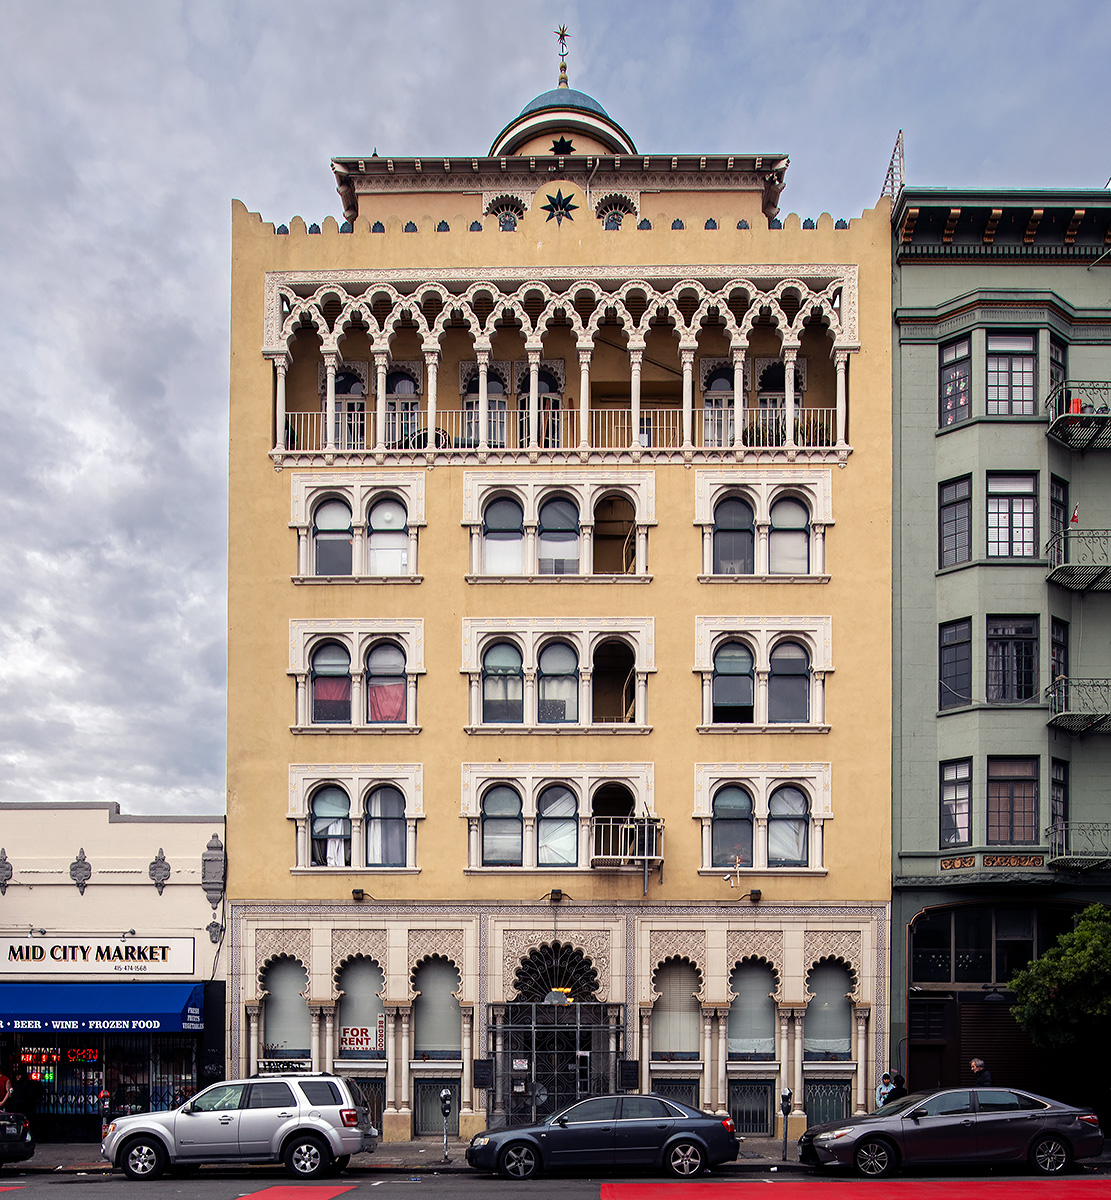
[783,349,797,449]
[527,346,541,451]
[399,1006,412,1113]
[716,1008,730,1114]
[246,1003,260,1078]
[629,343,644,450]
[701,1007,713,1108]
[461,1005,474,1115]
[476,347,490,452]
[323,1004,336,1073]
[854,1006,870,1114]
[385,1008,398,1113]
[324,353,338,453]
[639,1008,652,1092]
[309,1006,322,1072]
[577,344,592,450]
[424,348,439,451]
[680,345,696,448]
[374,353,389,451]
[835,350,848,447]
[273,356,288,452]
[791,1007,806,1116]
[731,348,746,450]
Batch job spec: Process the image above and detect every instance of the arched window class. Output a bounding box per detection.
[538,497,580,574]
[804,962,852,1059]
[703,366,734,447]
[465,372,508,446]
[310,785,351,866]
[385,370,419,446]
[311,642,351,724]
[593,494,635,574]
[482,642,523,723]
[519,369,563,448]
[768,784,809,867]
[261,957,310,1059]
[769,497,810,574]
[481,784,522,865]
[483,497,524,574]
[365,784,406,867]
[712,641,754,723]
[712,785,753,868]
[728,962,776,1058]
[651,960,700,1058]
[537,784,578,866]
[412,958,461,1057]
[313,500,353,576]
[768,642,810,723]
[592,639,635,723]
[713,497,755,575]
[335,958,385,1058]
[334,371,366,450]
[366,642,406,723]
[537,642,578,723]
[368,498,407,575]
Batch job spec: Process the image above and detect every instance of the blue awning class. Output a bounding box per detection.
[0,982,204,1033]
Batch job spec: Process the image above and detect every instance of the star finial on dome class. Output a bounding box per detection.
[555,24,570,88]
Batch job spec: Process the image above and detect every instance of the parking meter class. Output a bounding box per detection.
[99,1089,112,1140]
[440,1088,453,1160]
[780,1088,792,1161]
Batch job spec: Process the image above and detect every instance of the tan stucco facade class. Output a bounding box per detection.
[227,85,891,1141]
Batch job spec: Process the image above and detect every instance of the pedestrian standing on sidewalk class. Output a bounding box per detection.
[970,1057,994,1086]
[875,1072,894,1108]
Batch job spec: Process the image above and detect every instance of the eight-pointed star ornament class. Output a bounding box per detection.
[541,188,578,225]
[550,136,575,155]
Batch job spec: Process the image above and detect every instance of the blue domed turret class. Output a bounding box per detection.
[519,88,609,119]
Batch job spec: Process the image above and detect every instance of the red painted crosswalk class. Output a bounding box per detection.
[604,1182,1110,1200]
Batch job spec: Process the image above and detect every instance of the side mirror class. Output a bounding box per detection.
[557,1116,568,1127]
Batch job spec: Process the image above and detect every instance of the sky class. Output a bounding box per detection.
[1,0,1110,817]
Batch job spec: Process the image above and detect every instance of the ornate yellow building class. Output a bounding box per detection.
[227,63,892,1141]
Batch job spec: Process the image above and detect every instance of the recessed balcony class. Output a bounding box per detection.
[589,815,664,869]
[1045,381,1111,450]
[1046,531,1111,591]
[1045,677,1111,734]
[1046,821,1111,871]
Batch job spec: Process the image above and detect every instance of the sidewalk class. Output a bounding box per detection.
[7,1136,811,1175]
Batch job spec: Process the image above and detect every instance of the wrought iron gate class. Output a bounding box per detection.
[804,1079,852,1126]
[728,1079,775,1135]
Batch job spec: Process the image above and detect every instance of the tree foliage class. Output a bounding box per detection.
[1009,904,1111,1049]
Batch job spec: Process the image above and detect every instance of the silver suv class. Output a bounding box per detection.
[101,1072,378,1180]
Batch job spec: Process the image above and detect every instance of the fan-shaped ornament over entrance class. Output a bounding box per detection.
[513,939,599,1002]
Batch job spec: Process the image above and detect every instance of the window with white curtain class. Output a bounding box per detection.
[310,786,351,867]
[651,960,701,1058]
[481,785,523,865]
[768,784,809,867]
[712,785,753,867]
[336,958,386,1057]
[412,957,461,1057]
[367,498,408,575]
[728,962,777,1058]
[768,497,810,574]
[482,643,524,723]
[483,497,524,574]
[537,642,578,723]
[365,785,406,867]
[804,962,852,1059]
[538,497,580,574]
[537,784,578,866]
[261,957,310,1058]
[713,497,754,574]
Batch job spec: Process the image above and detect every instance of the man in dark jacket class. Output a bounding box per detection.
[970,1057,994,1086]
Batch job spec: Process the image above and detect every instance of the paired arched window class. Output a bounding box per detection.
[712,785,753,867]
[538,497,579,574]
[537,642,578,723]
[366,642,406,723]
[482,642,523,723]
[804,962,852,1059]
[310,785,351,866]
[537,784,578,866]
[367,498,407,575]
[481,784,523,865]
[768,784,809,866]
[313,500,353,576]
[365,784,406,867]
[713,498,755,575]
[712,641,754,723]
[483,498,524,574]
[311,642,351,724]
[728,962,776,1058]
[769,497,810,574]
[768,642,810,723]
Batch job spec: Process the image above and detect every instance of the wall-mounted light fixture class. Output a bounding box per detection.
[121,929,136,939]
[28,926,46,936]
[351,889,366,902]
[548,888,564,903]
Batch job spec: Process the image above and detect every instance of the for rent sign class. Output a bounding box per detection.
[2,937,195,976]
[339,1015,385,1054]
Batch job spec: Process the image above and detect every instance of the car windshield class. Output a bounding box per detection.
[878,1091,932,1117]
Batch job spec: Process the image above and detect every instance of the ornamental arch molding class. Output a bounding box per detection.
[255,928,312,991]
[501,928,611,1002]
[650,953,705,1003]
[726,929,784,1001]
[410,953,462,1000]
[804,952,860,1004]
[332,927,388,991]
[408,928,464,986]
[649,928,706,982]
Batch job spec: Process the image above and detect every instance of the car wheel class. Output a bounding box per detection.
[121,1136,168,1181]
[854,1137,897,1178]
[284,1133,331,1179]
[499,1141,540,1180]
[1030,1134,1071,1176]
[665,1139,706,1178]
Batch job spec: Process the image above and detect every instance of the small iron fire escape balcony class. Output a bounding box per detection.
[1046,821,1111,871]
[1045,677,1111,734]
[1046,531,1111,591]
[589,816,664,893]
[1045,381,1111,450]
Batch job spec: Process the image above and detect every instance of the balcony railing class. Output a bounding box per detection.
[1046,530,1111,591]
[1046,821,1111,870]
[1045,381,1111,450]
[589,816,664,870]
[280,406,839,457]
[1045,677,1111,734]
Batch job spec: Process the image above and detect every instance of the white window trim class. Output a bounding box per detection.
[695,468,832,580]
[460,761,655,871]
[462,617,655,730]
[694,761,831,873]
[288,763,423,872]
[463,469,656,579]
[695,615,833,732]
[290,619,424,733]
[291,471,426,581]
